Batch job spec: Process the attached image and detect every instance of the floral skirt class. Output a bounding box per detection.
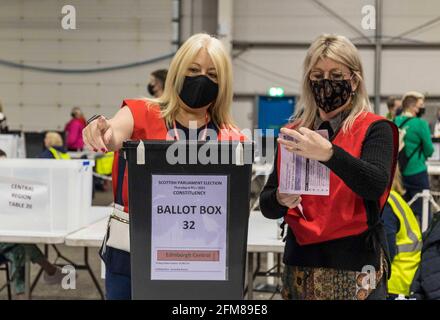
[281,252,387,300]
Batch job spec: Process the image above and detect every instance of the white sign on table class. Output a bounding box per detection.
[151,174,228,281]
[278,130,330,195]
[0,176,49,214]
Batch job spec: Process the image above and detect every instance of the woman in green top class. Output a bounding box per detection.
[394,91,434,219]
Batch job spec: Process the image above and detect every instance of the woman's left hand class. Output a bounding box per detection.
[278,127,334,162]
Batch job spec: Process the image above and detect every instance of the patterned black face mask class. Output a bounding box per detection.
[310,79,353,113]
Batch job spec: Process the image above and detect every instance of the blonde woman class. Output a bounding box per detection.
[260,34,399,300]
[82,33,244,300]
[38,132,71,159]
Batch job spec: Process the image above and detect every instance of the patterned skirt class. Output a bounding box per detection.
[281,252,387,300]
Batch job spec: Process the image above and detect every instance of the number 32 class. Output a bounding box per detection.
[183,220,195,230]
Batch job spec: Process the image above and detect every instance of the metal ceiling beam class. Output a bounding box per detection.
[387,16,440,44]
[233,93,440,101]
[232,41,440,50]
[311,0,372,43]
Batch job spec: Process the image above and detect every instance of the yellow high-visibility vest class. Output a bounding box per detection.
[387,190,422,296]
[48,147,71,160]
[95,152,114,175]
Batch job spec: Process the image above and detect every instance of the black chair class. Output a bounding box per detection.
[0,254,12,300]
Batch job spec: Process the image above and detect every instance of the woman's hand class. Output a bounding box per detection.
[278,127,334,162]
[82,116,113,153]
[82,106,134,153]
[276,190,301,209]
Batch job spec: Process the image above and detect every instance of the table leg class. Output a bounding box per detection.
[24,250,31,299]
[247,252,254,300]
[84,247,105,300]
[31,244,48,293]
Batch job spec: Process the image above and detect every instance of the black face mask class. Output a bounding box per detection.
[395,107,403,117]
[147,83,156,96]
[416,108,426,118]
[310,79,353,113]
[179,75,218,109]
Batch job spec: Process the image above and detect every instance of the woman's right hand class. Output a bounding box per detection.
[82,116,113,153]
[276,190,301,209]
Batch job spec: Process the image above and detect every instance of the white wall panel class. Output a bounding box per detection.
[382,50,440,95]
[234,0,376,42]
[233,48,375,95]
[0,0,174,131]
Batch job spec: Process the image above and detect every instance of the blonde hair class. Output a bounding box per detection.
[45,132,63,148]
[392,165,406,195]
[148,33,234,128]
[293,34,371,132]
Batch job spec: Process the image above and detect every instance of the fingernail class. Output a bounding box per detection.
[93,148,98,152]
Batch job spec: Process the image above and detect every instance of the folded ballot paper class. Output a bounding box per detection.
[278,129,330,195]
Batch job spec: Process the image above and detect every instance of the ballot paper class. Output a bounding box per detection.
[278,129,330,195]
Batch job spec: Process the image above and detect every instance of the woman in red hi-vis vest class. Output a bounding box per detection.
[260,34,398,300]
[83,33,244,300]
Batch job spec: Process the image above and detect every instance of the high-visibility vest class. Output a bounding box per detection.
[48,147,71,160]
[387,190,422,296]
[95,152,114,175]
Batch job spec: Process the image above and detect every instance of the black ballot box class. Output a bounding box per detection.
[123,140,254,300]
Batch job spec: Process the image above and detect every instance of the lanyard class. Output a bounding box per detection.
[172,112,209,141]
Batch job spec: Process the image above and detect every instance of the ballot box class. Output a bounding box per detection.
[0,159,102,235]
[123,140,254,300]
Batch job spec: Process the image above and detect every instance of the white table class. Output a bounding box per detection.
[248,211,283,253]
[428,163,440,176]
[247,211,283,300]
[0,231,68,299]
[64,215,110,299]
[65,218,108,247]
[67,151,96,160]
[0,206,110,299]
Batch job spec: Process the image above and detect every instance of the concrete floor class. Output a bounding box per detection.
[0,186,281,300]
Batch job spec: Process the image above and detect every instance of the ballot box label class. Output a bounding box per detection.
[151,174,228,280]
[0,176,49,214]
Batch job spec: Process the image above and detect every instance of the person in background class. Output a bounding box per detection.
[260,34,398,300]
[0,149,65,299]
[431,108,440,138]
[147,69,168,98]
[382,166,422,299]
[386,96,402,120]
[38,132,71,159]
[65,107,86,151]
[0,99,9,133]
[394,91,434,219]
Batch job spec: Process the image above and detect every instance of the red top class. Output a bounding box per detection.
[112,99,245,213]
[277,112,398,245]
